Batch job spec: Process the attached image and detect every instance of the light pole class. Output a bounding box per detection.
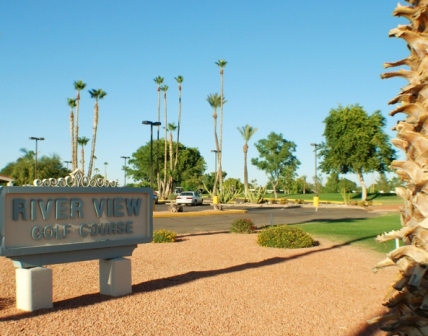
[64,161,72,170]
[310,143,320,195]
[310,143,320,210]
[29,137,44,180]
[142,120,161,189]
[121,156,130,187]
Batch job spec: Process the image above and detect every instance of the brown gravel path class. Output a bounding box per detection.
[0,233,396,336]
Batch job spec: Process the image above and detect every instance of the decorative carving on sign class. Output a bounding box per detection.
[33,169,117,187]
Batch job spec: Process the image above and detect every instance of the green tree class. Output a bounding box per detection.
[323,172,340,193]
[319,104,396,201]
[237,124,258,197]
[375,173,391,193]
[251,132,301,199]
[77,136,90,175]
[127,140,206,190]
[0,150,68,186]
[87,88,107,178]
[73,80,86,171]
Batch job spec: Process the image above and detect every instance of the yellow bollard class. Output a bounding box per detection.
[212,196,218,204]
[313,196,319,208]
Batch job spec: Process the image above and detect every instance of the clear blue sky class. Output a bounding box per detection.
[0,1,408,187]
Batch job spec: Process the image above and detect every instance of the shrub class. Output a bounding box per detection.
[279,198,288,205]
[230,218,257,234]
[257,225,315,249]
[295,199,305,204]
[153,229,177,243]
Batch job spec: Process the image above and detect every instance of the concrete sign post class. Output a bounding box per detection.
[0,181,153,311]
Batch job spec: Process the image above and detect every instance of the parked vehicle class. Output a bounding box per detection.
[174,187,184,195]
[176,191,203,206]
[153,191,159,204]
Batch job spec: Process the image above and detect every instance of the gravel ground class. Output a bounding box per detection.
[0,233,396,336]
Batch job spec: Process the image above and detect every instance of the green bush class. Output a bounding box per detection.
[153,229,177,243]
[257,225,315,249]
[230,218,257,234]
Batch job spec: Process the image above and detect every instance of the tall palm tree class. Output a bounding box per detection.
[73,80,86,171]
[104,162,108,179]
[153,76,164,186]
[167,123,177,196]
[174,75,183,168]
[206,93,225,195]
[215,59,227,190]
[161,85,169,197]
[67,98,76,171]
[237,124,258,197]
[87,88,107,178]
[77,136,90,175]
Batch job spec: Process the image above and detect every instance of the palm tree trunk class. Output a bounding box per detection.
[243,144,249,196]
[163,92,168,199]
[70,111,74,171]
[219,70,224,191]
[88,102,98,178]
[81,147,85,175]
[156,86,161,194]
[213,109,220,196]
[74,93,80,171]
[175,88,181,169]
[357,171,367,201]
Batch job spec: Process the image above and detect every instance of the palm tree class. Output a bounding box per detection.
[104,162,108,180]
[206,93,225,196]
[77,136,90,175]
[73,80,86,171]
[161,84,169,198]
[167,123,177,196]
[174,75,183,168]
[153,76,164,190]
[215,59,227,190]
[87,88,107,178]
[237,124,258,197]
[67,98,76,171]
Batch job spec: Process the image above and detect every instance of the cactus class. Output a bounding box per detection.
[370,1,428,334]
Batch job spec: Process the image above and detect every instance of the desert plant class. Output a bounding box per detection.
[246,186,266,204]
[257,226,315,249]
[341,187,352,205]
[230,218,257,234]
[153,229,176,243]
[279,198,288,205]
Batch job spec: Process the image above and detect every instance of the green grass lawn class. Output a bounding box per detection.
[262,192,402,205]
[286,213,402,254]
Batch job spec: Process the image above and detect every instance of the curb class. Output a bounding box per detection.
[153,209,248,218]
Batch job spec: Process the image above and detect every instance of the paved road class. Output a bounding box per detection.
[153,204,385,234]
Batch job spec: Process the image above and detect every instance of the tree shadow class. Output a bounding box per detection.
[0,235,384,325]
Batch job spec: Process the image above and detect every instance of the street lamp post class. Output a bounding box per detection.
[29,137,45,180]
[64,161,72,170]
[310,143,320,210]
[142,120,161,189]
[121,156,130,187]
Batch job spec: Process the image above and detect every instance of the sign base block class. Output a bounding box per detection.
[99,258,132,296]
[16,267,53,311]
